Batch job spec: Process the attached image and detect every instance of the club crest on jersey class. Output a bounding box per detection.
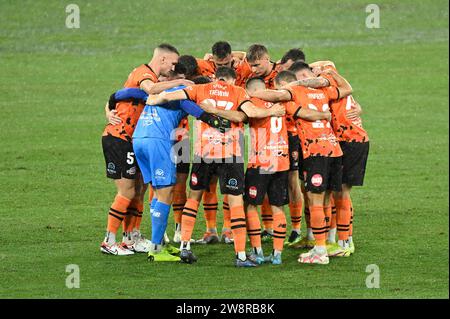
[311,174,323,187]
[249,186,257,198]
[191,173,198,186]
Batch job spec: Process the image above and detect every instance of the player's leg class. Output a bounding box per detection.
[145,138,181,262]
[243,167,267,264]
[178,158,210,263]
[327,193,337,244]
[265,171,289,265]
[260,196,274,242]
[340,141,369,254]
[349,200,354,253]
[285,170,303,246]
[172,171,188,243]
[100,135,138,256]
[219,160,256,267]
[198,177,220,244]
[220,194,233,244]
[122,175,152,253]
[291,175,315,249]
[298,157,331,264]
[285,133,303,246]
[173,130,191,242]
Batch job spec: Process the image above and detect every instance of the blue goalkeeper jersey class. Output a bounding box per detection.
[113,85,205,141]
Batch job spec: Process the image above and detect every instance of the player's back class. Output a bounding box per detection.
[320,65,369,143]
[183,81,248,159]
[247,97,290,172]
[133,86,187,142]
[287,85,342,158]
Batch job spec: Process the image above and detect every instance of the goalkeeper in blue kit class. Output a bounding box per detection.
[109,78,230,261]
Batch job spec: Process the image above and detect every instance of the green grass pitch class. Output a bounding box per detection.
[0,0,448,299]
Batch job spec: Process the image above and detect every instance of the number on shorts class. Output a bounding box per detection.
[126,152,134,164]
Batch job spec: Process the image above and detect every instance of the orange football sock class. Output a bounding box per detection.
[230,205,247,253]
[304,207,311,229]
[246,209,261,249]
[107,194,132,235]
[309,205,327,246]
[336,198,352,241]
[123,198,140,234]
[181,199,199,242]
[132,199,144,231]
[261,197,273,231]
[324,203,332,237]
[173,182,187,228]
[288,201,302,230]
[222,196,231,230]
[202,188,218,231]
[349,200,354,237]
[326,198,337,243]
[273,213,287,251]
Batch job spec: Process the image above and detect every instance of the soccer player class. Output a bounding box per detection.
[195,42,251,243]
[112,75,231,261]
[244,45,305,245]
[248,65,352,264]
[244,77,331,265]
[194,43,239,245]
[197,41,250,86]
[100,43,192,256]
[290,63,369,256]
[146,66,285,267]
[276,48,306,71]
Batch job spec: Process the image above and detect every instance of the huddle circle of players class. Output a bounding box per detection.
[100,41,369,267]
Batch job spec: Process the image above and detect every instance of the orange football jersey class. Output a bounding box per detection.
[247,98,290,172]
[320,65,369,143]
[286,85,343,159]
[174,117,190,142]
[196,58,251,88]
[183,81,250,159]
[103,64,158,142]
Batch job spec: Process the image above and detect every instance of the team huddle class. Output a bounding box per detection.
[100,41,369,267]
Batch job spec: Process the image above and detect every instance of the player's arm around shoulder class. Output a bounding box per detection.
[247,88,291,102]
[291,76,330,89]
[322,69,353,99]
[146,89,188,105]
[297,107,332,122]
[140,79,194,95]
[199,100,248,123]
[240,101,286,119]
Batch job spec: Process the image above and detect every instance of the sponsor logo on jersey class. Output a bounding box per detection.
[311,174,323,187]
[227,178,238,190]
[126,167,136,175]
[107,162,116,174]
[155,169,165,179]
